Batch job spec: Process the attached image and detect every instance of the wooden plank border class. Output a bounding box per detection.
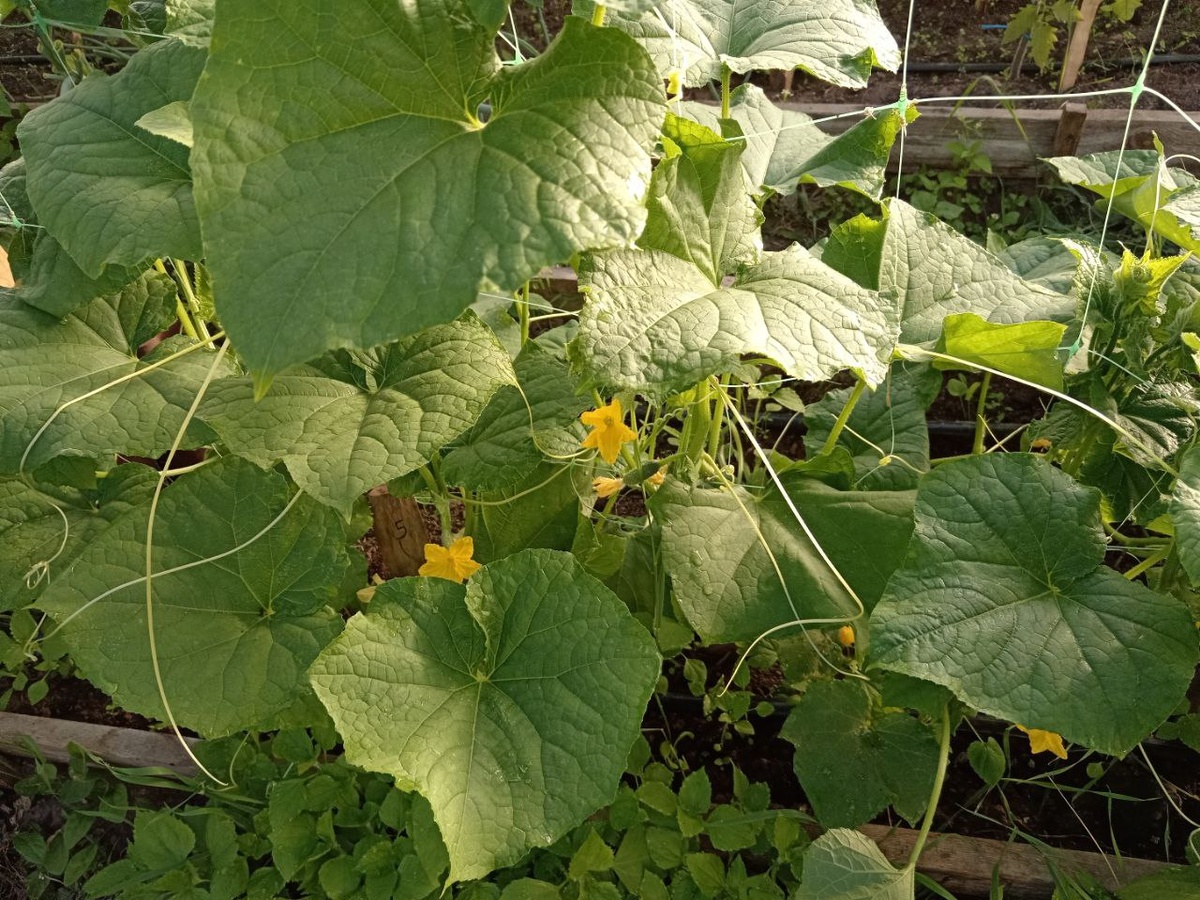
[0,712,1172,897]
[776,101,1200,179]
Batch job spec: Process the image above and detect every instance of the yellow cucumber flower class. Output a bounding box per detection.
[580,398,638,464]
[419,537,481,584]
[1016,725,1068,759]
[593,476,624,498]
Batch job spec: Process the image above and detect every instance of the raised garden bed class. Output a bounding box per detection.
[3,1,1200,899]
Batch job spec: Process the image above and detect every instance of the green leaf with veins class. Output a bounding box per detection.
[681,93,909,200]
[997,236,1081,295]
[599,0,900,89]
[0,465,158,612]
[36,459,349,737]
[0,280,232,476]
[787,106,915,200]
[442,341,589,492]
[638,116,761,283]
[0,159,138,319]
[795,829,913,900]
[191,3,663,375]
[804,361,941,491]
[573,244,897,397]
[200,316,515,515]
[17,38,206,277]
[821,213,886,290]
[934,313,1067,390]
[652,474,914,643]
[32,0,107,26]
[681,85,832,194]
[781,680,939,828]
[309,550,660,884]
[1174,447,1200,586]
[871,454,1198,756]
[166,0,215,44]
[880,200,1076,342]
[469,462,590,562]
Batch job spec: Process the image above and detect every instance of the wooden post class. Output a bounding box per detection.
[367,486,429,578]
[1059,0,1102,91]
[0,712,199,776]
[1051,102,1089,157]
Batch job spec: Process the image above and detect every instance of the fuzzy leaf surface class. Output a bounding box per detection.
[17,38,205,277]
[781,680,938,827]
[309,550,660,884]
[881,200,1075,342]
[602,0,900,88]
[0,157,140,319]
[441,341,588,492]
[201,317,514,514]
[0,281,230,475]
[871,454,1198,756]
[795,829,913,900]
[653,474,914,643]
[804,361,941,490]
[1173,446,1200,585]
[36,460,349,737]
[191,4,663,375]
[574,245,896,396]
[0,466,157,611]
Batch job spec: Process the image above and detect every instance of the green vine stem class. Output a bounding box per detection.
[819,378,866,456]
[705,375,729,463]
[153,259,201,342]
[972,371,993,455]
[172,258,213,343]
[517,282,531,346]
[906,703,952,875]
[720,63,732,119]
[417,462,453,545]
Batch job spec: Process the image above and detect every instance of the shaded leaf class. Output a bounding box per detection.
[309,550,660,883]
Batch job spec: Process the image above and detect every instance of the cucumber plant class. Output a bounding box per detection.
[2,0,1199,896]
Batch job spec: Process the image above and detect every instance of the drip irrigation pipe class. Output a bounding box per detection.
[900,53,1200,75]
[751,411,1023,440]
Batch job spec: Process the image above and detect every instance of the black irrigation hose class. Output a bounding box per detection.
[752,410,1024,440]
[902,53,1200,75]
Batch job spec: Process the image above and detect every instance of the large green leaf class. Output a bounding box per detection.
[795,829,913,900]
[804,362,941,491]
[36,459,349,737]
[0,156,139,320]
[681,89,909,199]
[871,454,1198,756]
[681,86,832,194]
[781,680,938,828]
[638,115,761,284]
[573,244,896,396]
[165,0,214,44]
[0,278,231,475]
[998,236,1082,296]
[0,466,158,612]
[33,0,107,26]
[880,200,1076,343]
[191,3,664,375]
[441,341,589,492]
[652,474,914,643]
[469,462,589,562]
[1173,446,1200,586]
[934,313,1067,390]
[309,550,660,883]
[17,38,206,277]
[200,317,514,515]
[601,0,900,88]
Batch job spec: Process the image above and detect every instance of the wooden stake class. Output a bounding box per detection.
[367,486,430,578]
[1051,102,1089,157]
[1060,0,1103,91]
